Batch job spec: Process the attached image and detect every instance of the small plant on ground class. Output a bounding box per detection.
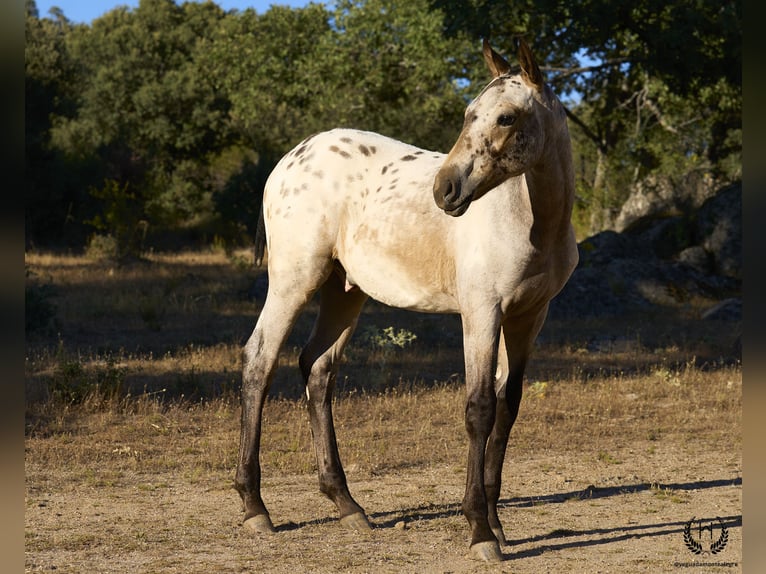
[360,325,418,350]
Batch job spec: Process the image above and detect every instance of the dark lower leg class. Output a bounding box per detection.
[462,386,498,546]
[235,346,273,523]
[306,375,367,521]
[484,372,523,542]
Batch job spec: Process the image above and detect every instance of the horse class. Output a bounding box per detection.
[234,38,578,562]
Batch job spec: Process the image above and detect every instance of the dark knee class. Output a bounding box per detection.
[301,351,340,390]
[300,348,334,378]
[465,391,497,435]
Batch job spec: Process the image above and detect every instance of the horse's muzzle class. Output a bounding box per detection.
[433,165,472,217]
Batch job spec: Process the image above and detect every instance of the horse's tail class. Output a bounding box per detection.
[254,204,267,267]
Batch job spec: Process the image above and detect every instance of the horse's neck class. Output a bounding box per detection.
[524,125,575,249]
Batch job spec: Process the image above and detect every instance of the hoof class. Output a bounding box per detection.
[470,540,503,562]
[339,512,372,531]
[243,514,276,534]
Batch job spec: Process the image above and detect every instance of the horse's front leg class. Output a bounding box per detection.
[460,308,504,562]
[484,309,549,547]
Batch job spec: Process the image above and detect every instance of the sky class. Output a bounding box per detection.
[34,0,319,24]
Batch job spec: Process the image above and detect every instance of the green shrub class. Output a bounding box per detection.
[86,180,147,261]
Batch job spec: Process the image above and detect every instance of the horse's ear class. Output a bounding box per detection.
[482,38,512,78]
[514,37,544,90]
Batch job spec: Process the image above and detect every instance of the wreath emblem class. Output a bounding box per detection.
[684,517,728,555]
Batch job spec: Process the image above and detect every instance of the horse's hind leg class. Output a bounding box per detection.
[299,270,370,530]
[235,271,327,533]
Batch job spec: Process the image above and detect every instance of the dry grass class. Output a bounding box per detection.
[25,360,741,485]
[25,247,742,474]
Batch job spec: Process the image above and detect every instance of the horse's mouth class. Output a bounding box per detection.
[443,196,472,217]
[445,204,470,217]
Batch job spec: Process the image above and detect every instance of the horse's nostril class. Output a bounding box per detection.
[433,167,461,209]
[444,181,457,203]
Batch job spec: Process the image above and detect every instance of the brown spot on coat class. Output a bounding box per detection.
[330,145,352,159]
[299,133,319,146]
[401,155,417,161]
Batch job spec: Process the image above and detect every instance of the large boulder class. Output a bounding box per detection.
[549,183,741,319]
[613,171,718,233]
[693,183,741,279]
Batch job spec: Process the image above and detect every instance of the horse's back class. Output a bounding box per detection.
[265,129,439,215]
[262,129,462,310]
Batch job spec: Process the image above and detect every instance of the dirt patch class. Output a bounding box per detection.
[25,448,741,573]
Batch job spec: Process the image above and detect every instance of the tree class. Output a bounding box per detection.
[47,0,232,252]
[25,0,87,246]
[433,0,741,234]
[26,0,740,251]
[200,4,333,156]
[308,0,474,151]
[200,0,475,237]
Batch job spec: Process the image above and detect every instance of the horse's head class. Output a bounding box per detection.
[434,38,554,217]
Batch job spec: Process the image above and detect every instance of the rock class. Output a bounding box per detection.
[577,230,643,268]
[614,171,717,233]
[550,181,741,320]
[677,246,713,274]
[694,183,741,279]
[631,216,693,260]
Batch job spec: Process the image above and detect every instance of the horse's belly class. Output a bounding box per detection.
[340,236,459,313]
[357,272,459,313]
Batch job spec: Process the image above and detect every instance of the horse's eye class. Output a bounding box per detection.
[497,114,516,127]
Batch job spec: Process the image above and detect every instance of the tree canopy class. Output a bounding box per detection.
[25,0,741,256]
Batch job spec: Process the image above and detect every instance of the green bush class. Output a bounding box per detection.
[86,180,147,261]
